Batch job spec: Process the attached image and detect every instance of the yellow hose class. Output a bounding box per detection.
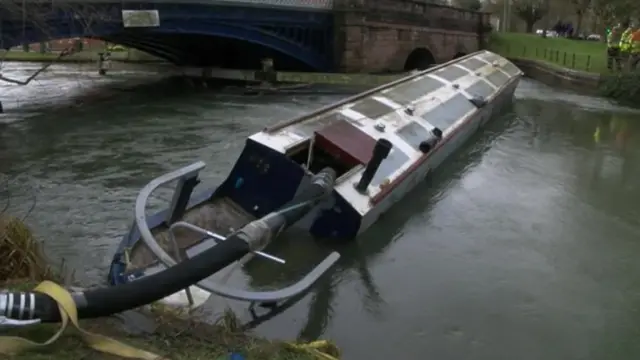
[0,281,162,359]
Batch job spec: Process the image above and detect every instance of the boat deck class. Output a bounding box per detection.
[128,197,255,271]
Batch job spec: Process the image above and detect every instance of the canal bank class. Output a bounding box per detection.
[2,49,164,64]
[508,57,640,106]
[486,34,602,94]
[4,47,599,92]
[487,32,640,106]
[508,58,600,94]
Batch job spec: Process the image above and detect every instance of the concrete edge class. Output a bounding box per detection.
[507,57,602,95]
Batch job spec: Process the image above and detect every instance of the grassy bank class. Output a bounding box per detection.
[488,32,607,73]
[1,50,164,63]
[0,215,336,360]
[488,32,640,105]
[4,307,324,360]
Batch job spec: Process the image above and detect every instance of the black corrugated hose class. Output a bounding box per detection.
[0,167,336,323]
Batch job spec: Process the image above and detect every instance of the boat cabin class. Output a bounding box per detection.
[286,116,376,178]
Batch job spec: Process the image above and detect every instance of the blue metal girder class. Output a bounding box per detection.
[0,2,334,70]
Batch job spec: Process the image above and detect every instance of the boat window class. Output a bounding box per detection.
[383,76,444,105]
[465,80,495,98]
[434,66,469,82]
[482,52,501,63]
[459,58,487,71]
[502,62,521,76]
[420,94,475,132]
[486,71,509,87]
[350,97,396,119]
[396,121,432,151]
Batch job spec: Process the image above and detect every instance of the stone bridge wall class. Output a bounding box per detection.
[333,0,491,72]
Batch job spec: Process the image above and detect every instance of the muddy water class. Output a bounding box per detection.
[2,63,640,360]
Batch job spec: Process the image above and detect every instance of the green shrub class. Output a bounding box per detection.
[598,72,640,105]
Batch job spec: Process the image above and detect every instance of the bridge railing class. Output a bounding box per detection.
[3,0,491,23]
[334,0,490,34]
[2,0,336,12]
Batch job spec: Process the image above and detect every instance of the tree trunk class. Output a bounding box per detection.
[576,12,584,37]
[542,0,551,35]
[526,20,534,33]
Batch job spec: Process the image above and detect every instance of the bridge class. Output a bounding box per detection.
[0,0,491,73]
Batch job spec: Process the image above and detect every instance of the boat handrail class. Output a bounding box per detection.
[135,162,341,303]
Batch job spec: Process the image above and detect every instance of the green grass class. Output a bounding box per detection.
[488,32,608,73]
[1,305,325,360]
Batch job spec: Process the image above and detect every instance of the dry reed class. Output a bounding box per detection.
[0,214,54,283]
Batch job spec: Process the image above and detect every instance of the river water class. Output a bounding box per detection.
[2,62,640,360]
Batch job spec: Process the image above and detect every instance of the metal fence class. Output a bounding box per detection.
[499,43,607,73]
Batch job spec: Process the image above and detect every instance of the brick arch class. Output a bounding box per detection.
[403,47,436,71]
[452,52,467,59]
[452,42,469,60]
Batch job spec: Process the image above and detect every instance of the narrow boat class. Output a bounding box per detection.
[107,51,523,316]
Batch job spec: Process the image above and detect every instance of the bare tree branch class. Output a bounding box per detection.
[0,1,112,86]
[0,46,79,85]
[512,0,549,33]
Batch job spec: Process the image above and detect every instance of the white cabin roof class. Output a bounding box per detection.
[251,51,520,151]
[250,51,522,213]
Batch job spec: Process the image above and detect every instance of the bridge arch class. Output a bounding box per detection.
[452,44,469,60]
[97,35,185,64]
[146,18,327,70]
[4,17,329,71]
[403,48,436,71]
[453,51,467,60]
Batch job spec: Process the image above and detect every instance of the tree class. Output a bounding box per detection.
[0,49,79,85]
[591,0,639,26]
[568,0,592,35]
[512,0,550,33]
[0,2,108,86]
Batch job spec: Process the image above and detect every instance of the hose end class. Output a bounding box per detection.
[311,167,337,197]
[235,219,273,252]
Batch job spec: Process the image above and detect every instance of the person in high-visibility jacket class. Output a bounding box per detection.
[630,24,640,70]
[619,24,633,67]
[607,24,623,71]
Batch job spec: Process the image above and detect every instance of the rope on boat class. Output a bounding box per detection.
[0,280,162,359]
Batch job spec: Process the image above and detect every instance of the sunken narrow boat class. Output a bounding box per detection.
[107,51,523,313]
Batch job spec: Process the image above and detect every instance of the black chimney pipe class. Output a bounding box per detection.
[355,138,393,193]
